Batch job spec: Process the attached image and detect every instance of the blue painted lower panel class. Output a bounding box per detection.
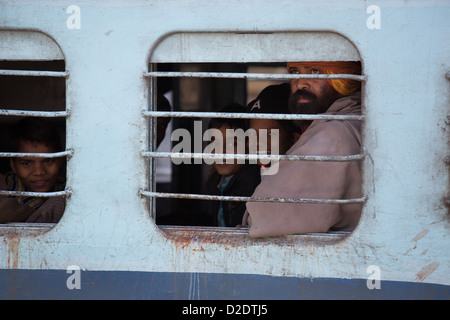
[0,269,448,300]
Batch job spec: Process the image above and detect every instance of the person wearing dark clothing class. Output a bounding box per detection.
[205,104,261,227]
[206,163,260,227]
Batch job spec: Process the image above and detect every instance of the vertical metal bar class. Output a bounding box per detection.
[65,65,71,185]
[148,63,157,220]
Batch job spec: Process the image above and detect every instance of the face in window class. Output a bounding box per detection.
[212,125,244,176]
[10,141,63,192]
[249,119,297,166]
[288,65,343,118]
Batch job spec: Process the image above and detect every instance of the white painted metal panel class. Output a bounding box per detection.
[150,32,360,63]
[0,31,64,60]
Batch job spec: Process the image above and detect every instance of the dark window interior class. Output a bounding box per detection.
[0,60,66,175]
[153,62,286,226]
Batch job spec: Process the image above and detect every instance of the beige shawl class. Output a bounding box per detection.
[245,92,363,238]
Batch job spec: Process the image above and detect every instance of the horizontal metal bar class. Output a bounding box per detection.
[0,222,56,229]
[0,69,68,77]
[141,190,367,205]
[0,109,69,117]
[0,150,73,159]
[142,151,365,162]
[0,188,72,198]
[143,110,365,121]
[144,71,366,81]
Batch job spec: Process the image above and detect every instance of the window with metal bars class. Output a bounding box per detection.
[0,59,71,224]
[142,61,367,234]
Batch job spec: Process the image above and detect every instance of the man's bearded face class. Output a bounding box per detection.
[288,66,343,125]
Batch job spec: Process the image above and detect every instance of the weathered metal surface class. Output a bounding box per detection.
[0,0,448,299]
[0,110,69,117]
[0,150,73,158]
[143,110,365,121]
[0,30,64,61]
[142,151,365,162]
[141,190,367,204]
[144,71,366,81]
[1,269,448,299]
[159,225,350,250]
[0,69,68,77]
[150,32,361,63]
[0,189,72,198]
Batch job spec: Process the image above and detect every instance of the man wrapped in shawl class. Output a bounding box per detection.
[244,61,363,238]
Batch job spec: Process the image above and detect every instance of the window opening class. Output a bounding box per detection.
[143,62,366,235]
[144,32,366,238]
[0,59,71,225]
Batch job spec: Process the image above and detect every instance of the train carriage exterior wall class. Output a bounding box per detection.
[0,0,449,299]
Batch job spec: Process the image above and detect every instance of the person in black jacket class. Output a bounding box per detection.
[205,104,261,227]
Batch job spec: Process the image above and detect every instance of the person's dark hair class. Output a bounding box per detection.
[9,117,62,152]
[247,83,302,135]
[157,93,171,112]
[208,103,248,131]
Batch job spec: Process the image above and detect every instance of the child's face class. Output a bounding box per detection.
[249,119,294,166]
[212,125,243,176]
[10,141,63,192]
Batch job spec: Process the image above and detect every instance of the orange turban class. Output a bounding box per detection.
[287,61,362,96]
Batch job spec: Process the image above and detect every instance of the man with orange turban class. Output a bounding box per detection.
[287,61,361,126]
[244,61,363,238]
[288,61,362,95]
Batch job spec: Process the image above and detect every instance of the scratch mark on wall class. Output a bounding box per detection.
[416,262,440,282]
[412,229,429,243]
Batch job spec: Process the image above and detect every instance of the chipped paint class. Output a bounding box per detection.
[412,230,429,243]
[417,262,440,282]
[3,237,20,269]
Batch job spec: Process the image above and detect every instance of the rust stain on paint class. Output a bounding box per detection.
[416,262,440,282]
